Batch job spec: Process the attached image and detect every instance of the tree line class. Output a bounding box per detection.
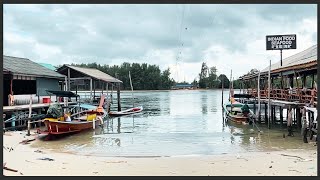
[70,62,175,90]
[66,61,245,90]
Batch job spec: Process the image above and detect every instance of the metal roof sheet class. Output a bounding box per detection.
[3,55,65,79]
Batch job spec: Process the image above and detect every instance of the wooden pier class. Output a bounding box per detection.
[3,102,74,113]
[237,45,317,142]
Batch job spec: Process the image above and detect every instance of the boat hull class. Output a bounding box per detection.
[108,107,143,117]
[39,118,102,137]
[226,114,249,124]
[223,103,249,125]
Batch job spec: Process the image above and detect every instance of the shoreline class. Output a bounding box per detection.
[3,130,317,176]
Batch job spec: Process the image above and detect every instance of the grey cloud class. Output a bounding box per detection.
[3,4,317,68]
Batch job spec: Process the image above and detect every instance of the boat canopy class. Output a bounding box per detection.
[46,90,79,97]
[70,103,97,110]
[233,94,253,99]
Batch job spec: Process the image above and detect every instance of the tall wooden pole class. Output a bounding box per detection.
[257,71,261,122]
[129,71,134,107]
[117,82,121,111]
[90,78,93,103]
[67,67,71,91]
[27,95,32,136]
[268,60,271,129]
[222,78,224,108]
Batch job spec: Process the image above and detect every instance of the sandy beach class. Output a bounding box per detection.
[3,130,317,176]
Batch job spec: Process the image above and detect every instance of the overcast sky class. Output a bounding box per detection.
[3,4,317,82]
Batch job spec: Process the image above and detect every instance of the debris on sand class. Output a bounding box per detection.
[34,150,43,153]
[37,157,54,161]
[105,161,127,163]
[3,163,18,173]
[19,138,36,145]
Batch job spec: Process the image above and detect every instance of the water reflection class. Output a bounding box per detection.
[32,90,316,156]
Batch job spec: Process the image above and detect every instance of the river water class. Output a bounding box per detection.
[32,90,315,157]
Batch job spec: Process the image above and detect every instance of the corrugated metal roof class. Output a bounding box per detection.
[62,65,122,83]
[3,55,65,79]
[240,44,317,80]
[261,44,317,73]
[38,63,57,71]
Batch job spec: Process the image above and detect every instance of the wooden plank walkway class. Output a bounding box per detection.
[3,102,77,113]
[240,98,305,107]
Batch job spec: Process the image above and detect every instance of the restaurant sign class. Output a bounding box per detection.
[266,34,296,50]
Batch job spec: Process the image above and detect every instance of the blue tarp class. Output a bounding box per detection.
[71,103,97,110]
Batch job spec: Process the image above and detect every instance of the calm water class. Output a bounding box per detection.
[32,90,315,157]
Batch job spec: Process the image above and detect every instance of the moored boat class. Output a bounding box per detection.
[108,106,143,117]
[224,98,251,125]
[37,91,106,139]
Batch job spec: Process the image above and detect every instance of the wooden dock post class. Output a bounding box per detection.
[271,106,274,125]
[93,80,96,102]
[292,108,297,125]
[117,82,121,112]
[221,79,224,108]
[296,108,301,129]
[257,71,261,123]
[68,67,71,91]
[117,117,121,133]
[264,103,268,124]
[280,107,283,127]
[267,60,271,129]
[90,78,93,103]
[27,95,32,136]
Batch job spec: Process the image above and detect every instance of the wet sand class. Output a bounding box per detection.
[3,130,317,176]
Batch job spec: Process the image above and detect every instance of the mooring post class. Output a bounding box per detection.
[274,106,277,124]
[117,117,121,133]
[293,108,297,125]
[221,79,224,108]
[280,106,283,127]
[264,103,268,125]
[117,82,121,112]
[93,117,95,130]
[93,80,96,102]
[257,71,261,123]
[258,103,261,123]
[27,95,32,136]
[90,78,93,103]
[271,106,274,125]
[296,108,301,129]
[267,60,271,129]
[287,106,293,136]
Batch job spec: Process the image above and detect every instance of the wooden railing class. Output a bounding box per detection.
[246,88,317,105]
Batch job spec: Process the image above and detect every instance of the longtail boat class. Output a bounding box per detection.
[37,91,106,139]
[108,106,143,117]
[223,97,251,125]
[108,71,143,117]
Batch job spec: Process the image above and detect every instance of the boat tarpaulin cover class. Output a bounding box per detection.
[70,103,97,110]
[47,103,63,118]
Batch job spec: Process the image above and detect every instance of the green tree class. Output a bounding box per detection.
[70,62,174,90]
[199,62,209,88]
[218,74,230,88]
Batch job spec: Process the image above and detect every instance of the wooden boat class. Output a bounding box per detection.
[37,92,106,139]
[108,106,143,117]
[108,71,143,117]
[223,97,251,125]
